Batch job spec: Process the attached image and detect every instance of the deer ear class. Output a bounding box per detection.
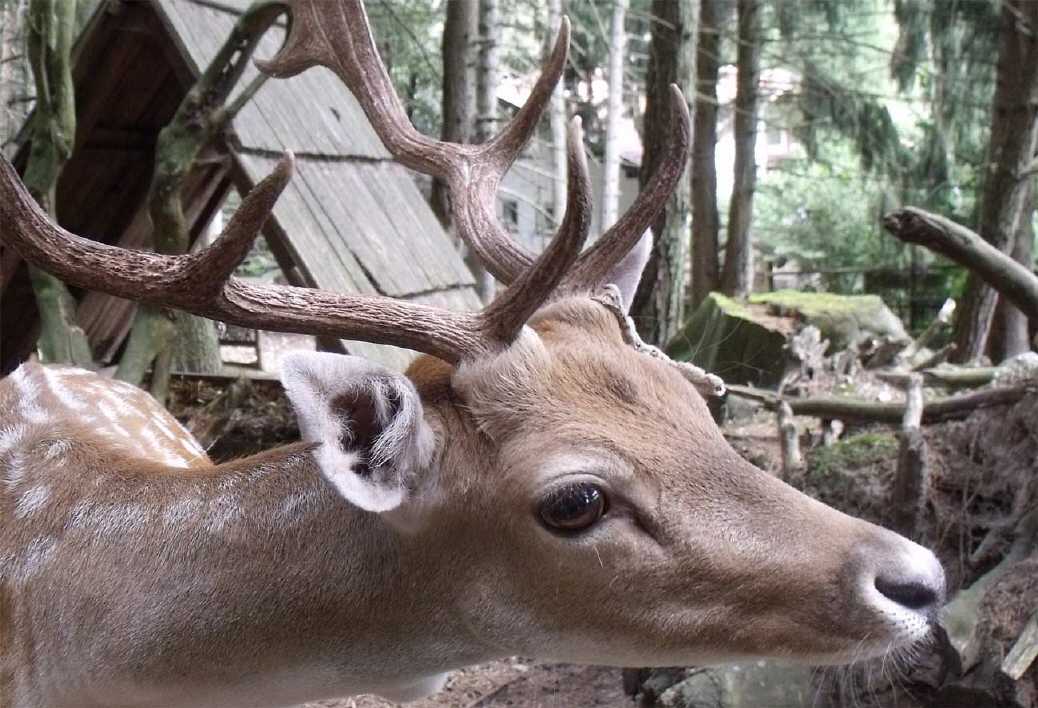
[604,229,652,313]
[280,352,435,513]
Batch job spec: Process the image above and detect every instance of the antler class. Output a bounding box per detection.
[255,0,689,292]
[0,113,589,363]
[0,0,689,365]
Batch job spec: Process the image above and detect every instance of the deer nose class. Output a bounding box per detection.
[871,543,945,615]
[874,575,941,611]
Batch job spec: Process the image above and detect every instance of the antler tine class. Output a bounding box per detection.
[0,154,489,364]
[255,0,574,286]
[480,117,591,343]
[563,85,691,291]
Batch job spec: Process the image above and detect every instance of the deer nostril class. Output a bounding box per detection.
[874,575,940,611]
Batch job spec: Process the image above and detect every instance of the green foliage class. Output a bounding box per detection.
[755,152,909,288]
[366,0,442,136]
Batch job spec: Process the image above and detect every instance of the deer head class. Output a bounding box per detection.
[0,1,943,706]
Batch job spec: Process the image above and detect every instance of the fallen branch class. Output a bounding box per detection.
[883,207,1038,320]
[727,383,1034,424]
[1002,609,1038,680]
[876,365,998,389]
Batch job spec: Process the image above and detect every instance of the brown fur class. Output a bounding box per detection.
[0,298,939,707]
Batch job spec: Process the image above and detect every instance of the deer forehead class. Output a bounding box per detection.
[468,304,698,405]
[450,300,718,473]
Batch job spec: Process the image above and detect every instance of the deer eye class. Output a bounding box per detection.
[539,483,608,533]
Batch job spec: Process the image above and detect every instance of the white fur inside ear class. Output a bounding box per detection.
[280,352,433,513]
[605,229,653,313]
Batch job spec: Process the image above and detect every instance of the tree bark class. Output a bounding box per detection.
[720,0,761,298]
[431,0,475,229]
[547,0,567,235]
[690,0,724,310]
[599,0,628,232]
[951,0,1038,363]
[471,0,499,300]
[630,0,696,346]
[23,0,93,367]
[115,4,279,401]
[991,181,1034,361]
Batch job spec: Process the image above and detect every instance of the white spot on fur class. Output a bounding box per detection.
[18,536,57,582]
[96,400,131,437]
[41,367,88,412]
[208,494,241,533]
[162,497,201,527]
[15,485,51,518]
[5,450,27,491]
[0,424,28,456]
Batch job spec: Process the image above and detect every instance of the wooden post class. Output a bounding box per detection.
[892,374,929,538]
[777,401,801,479]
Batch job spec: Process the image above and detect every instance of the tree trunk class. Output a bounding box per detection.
[720,0,761,298]
[23,0,93,367]
[116,4,278,401]
[470,0,499,300]
[599,0,627,232]
[431,0,476,229]
[951,0,1038,363]
[547,0,567,236]
[630,0,697,346]
[690,0,724,310]
[991,181,1034,361]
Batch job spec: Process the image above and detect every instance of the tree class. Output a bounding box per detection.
[115,5,279,403]
[630,0,697,346]
[431,0,475,229]
[599,0,627,231]
[546,0,567,232]
[690,0,725,310]
[951,0,1038,363]
[471,0,499,301]
[990,182,1034,361]
[720,0,761,298]
[22,0,93,366]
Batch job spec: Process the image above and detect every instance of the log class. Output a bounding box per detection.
[727,383,1033,424]
[876,366,998,389]
[883,207,1038,321]
[911,343,957,371]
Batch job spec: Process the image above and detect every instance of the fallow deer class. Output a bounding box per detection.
[0,2,944,707]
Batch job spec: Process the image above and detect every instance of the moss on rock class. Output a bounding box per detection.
[750,289,908,350]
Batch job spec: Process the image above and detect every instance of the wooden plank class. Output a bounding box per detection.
[236,153,378,299]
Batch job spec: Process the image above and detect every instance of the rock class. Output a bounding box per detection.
[751,290,909,351]
[667,290,909,388]
[666,293,791,387]
[994,352,1038,386]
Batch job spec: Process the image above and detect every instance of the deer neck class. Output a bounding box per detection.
[29,441,494,707]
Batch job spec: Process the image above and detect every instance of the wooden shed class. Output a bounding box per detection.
[1,0,480,374]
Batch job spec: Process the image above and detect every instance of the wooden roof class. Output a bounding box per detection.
[1,0,479,373]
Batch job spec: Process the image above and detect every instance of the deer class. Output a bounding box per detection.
[0,2,944,707]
